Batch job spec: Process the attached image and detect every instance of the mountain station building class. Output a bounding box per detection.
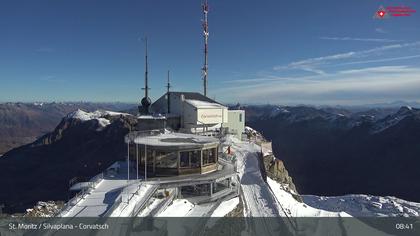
[152,91,245,138]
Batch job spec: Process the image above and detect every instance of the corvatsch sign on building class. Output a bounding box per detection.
[197,108,227,124]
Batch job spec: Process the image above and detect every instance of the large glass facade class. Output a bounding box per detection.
[129,141,218,176]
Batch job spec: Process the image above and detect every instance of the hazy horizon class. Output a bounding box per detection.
[2,99,420,109]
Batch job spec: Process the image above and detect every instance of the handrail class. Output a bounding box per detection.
[129,184,159,217]
[125,129,166,142]
[56,172,105,216]
[150,190,176,216]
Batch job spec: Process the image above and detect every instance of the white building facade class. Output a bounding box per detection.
[152,92,244,137]
[224,110,245,139]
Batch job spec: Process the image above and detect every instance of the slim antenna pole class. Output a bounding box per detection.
[166,70,171,93]
[144,37,149,98]
[202,0,209,96]
[139,36,152,114]
[166,70,171,113]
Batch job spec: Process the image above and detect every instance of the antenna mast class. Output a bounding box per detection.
[139,36,152,114]
[166,70,171,93]
[202,0,209,96]
[144,37,149,98]
[166,70,171,114]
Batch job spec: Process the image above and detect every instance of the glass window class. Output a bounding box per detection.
[139,146,154,166]
[202,149,209,165]
[155,151,177,168]
[213,178,230,193]
[191,150,201,168]
[209,148,216,163]
[180,151,189,168]
[239,113,242,122]
[147,149,154,166]
[203,148,216,165]
[140,146,145,165]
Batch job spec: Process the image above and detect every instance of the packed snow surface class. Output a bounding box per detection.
[61,179,127,217]
[211,197,239,217]
[158,199,195,217]
[227,136,282,217]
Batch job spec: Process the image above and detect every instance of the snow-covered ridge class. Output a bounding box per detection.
[66,109,130,127]
[370,106,419,133]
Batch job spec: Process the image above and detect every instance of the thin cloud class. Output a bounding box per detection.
[338,66,414,74]
[375,28,387,34]
[40,76,66,82]
[36,47,54,53]
[336,55,420,66]
[319,36,400,43]
[217,66,420,105]
[273,41,420,73]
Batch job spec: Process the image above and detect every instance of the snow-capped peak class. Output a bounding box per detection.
[269,106,290,118]
[403,105,412,111]
[66,109,129,128]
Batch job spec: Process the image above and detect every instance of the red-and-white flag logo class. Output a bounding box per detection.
[374,6,388,19]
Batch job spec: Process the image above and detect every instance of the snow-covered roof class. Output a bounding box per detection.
[185,99,226,109]
[128,132,219,148]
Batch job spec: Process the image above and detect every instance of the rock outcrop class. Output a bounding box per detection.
[0,111,138,214]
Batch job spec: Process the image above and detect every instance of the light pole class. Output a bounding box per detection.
[136,144,139,180]
[144,144,148,181]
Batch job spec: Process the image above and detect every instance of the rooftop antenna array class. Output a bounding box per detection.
[202,0,209,97]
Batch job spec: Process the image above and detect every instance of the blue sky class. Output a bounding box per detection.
[0,0,419,105]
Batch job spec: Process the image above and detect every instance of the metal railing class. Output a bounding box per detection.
[125,129,166,143]
[103,181,159,217]
[56,172,105,216]
[150,189,176,216]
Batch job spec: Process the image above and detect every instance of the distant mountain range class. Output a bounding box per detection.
[246,105,420,203]
[0,102,136,155]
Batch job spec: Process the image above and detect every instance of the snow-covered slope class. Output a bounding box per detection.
[303,194,420,217]
[225,135,282,217]
[267,177,350,217]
